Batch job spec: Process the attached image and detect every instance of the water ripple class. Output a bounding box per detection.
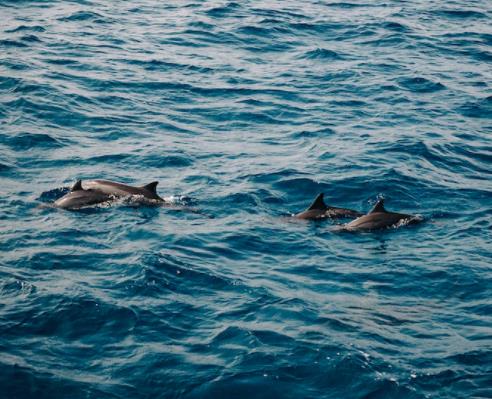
[1,0,491,398]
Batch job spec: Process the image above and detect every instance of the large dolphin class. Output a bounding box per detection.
[295,193,363,220]
[54,179,163,209]
[342,198,421,231]
[82,179,163,201]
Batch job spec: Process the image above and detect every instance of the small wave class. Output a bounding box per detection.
[236,25,273,37]
[362,31,418,48]
[76,152,193,169]
[274,177,324,193]
[142,252,234,292]
[327,2,374,8]
[243,169,304,185]
[301,48,345,60]
[58,11,108,23]
[142,154,193,168]
[381,21,410,32]
[2,97,88,129]
[434,9,487,20]
[0,278,36,298]
[5,25,46,33]
[290,21,344,35]
[0,76,21,90]
[19,34,42,43]
[332,99,367,107]
[458,96,492,119]
[125,58,214,73]
[472,50,492,62]
[181,29,237,46]
[206,2,241,17]
[5,132,65,150]
[221,192,261,210]
[448,350,492,370]
[291,127,336,139]
[43,58,83,67]
[85,154,130,165]
[479,33,492,46]
[0,161,14,174]
[189,20,215,30]
[29,296,137,341]
[397,76,446,93]
[0,39,28,48]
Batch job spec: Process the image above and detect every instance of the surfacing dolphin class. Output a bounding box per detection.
[54,180,112,209]
[295,193,363,220]
[54,179,163,209]
[82,179,163,201]
[341,198,421,231]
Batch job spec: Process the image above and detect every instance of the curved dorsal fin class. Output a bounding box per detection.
[142,181,158,194]
[369,198,386,213]
[71,180,83,191]
[308,193,327,211]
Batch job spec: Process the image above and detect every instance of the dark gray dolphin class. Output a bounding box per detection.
[54,180,112,209]
[342,198,420,231]
[82,179,163,201]
[295,193,363,220]
[54,179,164,209]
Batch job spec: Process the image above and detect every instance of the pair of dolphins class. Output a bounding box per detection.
[54,179,421,231]
[295,193,421,230]
[54,179,163,209]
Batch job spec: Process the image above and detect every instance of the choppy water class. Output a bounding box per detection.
[1,1,491,398]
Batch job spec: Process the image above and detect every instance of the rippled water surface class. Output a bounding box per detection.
[1,1,491,398]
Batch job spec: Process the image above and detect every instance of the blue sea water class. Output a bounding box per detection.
[1,0,491,398]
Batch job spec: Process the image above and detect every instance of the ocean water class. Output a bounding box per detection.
[1,0,491,398]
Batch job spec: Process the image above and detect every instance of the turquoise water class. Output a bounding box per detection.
[1,1,491,398]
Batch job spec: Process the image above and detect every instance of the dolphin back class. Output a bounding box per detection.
[83,179,163,201]
[54,188,111,209]
[344,199,419,231]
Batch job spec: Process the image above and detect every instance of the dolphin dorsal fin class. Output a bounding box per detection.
[71,180,83,191]
[369,198,386,213]
[142,181,158,194]
[308,193,327,211]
